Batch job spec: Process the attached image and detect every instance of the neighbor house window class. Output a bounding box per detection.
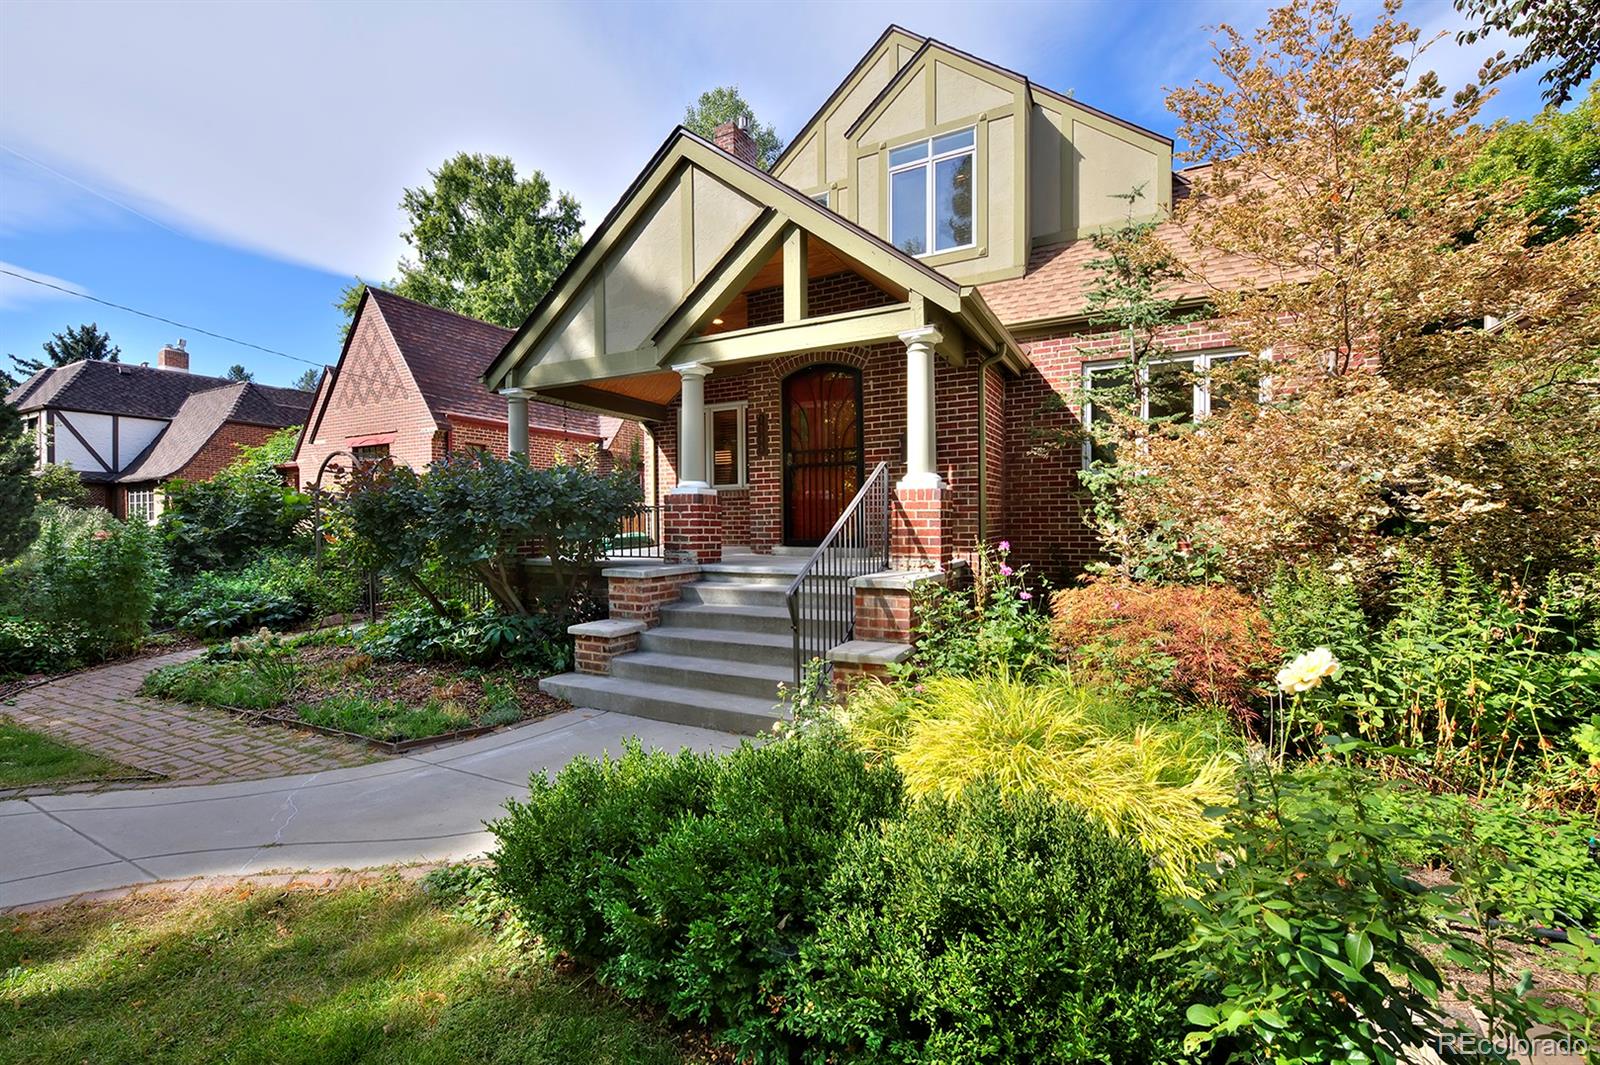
[126,486,158,523]
[811,190,830,208]
[705,402,746,489]
[888,127,975,256]
[1081,350,1260,466]
[352,443,390,465]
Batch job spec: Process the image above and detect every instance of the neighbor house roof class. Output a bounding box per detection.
[7,359,314,484]
[119,381,312,481]
[364,288,600,437]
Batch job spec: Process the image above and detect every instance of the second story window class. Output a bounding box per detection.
[889,127,975,257]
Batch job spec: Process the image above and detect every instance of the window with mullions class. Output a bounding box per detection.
[1081,351,1261,466]
[888,127,975,256]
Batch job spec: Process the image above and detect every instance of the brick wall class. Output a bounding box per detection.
[1004,318,1244,583]
[171,422,283,483]
[438,415,604,469]
[293,307,441,489]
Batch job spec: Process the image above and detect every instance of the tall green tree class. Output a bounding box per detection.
[683,86,784,169]
[338,153,583,330]
[224,364,253,382]
[1467,81,1600,242]
[1456,0,1600,107]
[290,367,321,392]
[8,322,120,383]
[0,401,39,561]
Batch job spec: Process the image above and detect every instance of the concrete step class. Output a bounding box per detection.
[540,672,784,735]
[639,626,794,669]
[699,562,804,586]
[659,601,793,636]
[611,651,789,700]
[678,581,849,610]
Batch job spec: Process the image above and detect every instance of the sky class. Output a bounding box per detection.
[0,0,1564,388]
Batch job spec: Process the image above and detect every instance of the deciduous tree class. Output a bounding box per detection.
[1093,0,1600,589]
[338,153,583,330]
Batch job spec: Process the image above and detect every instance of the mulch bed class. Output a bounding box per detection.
[286,644,568,721]
[191,641,573,753]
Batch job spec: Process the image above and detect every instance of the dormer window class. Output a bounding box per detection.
[889,127,975,257]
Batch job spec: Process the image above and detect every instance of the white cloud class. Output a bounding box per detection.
[0,0,1088,281]
[0,260,88,310]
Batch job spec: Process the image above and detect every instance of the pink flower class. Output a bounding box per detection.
[1019,590,1033,601]
[998,540,1011,553]
[999,564,1014,577]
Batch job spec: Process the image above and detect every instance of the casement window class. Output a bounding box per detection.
[126,486,159,524]
[352,443,390,464]
[1081,350,1262,466]
[705,402,746,489]
[888,127,976,257]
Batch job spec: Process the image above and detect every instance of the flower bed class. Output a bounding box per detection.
[143,630,569,749]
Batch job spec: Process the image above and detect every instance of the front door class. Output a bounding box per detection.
[782,364,863,546]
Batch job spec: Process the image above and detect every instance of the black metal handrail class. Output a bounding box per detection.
[784,461,892,691]
[606,505,663,558]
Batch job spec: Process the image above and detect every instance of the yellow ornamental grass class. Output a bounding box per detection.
[842,673,1234,891]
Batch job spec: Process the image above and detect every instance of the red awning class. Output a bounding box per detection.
[344,432,396,448]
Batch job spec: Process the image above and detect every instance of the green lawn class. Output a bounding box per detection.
[0,719,129,789]
[0,877,689,1065]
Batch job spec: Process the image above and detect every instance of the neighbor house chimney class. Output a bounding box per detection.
[157,338,189,372]
[712,114,760,167]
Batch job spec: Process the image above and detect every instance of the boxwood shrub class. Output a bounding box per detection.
[791,786,1191,1064]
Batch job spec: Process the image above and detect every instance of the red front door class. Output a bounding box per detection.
[782,365,863,545]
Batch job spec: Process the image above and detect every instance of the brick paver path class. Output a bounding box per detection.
[3,649,375,785]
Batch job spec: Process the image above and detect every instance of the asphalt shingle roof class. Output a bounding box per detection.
[368,289,599,437]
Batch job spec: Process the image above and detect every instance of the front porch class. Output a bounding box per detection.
[482,129,1027,723]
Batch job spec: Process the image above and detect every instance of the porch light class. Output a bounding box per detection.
[711,317,724,325]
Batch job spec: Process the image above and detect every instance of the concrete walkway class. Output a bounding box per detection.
[0,707,739,910]
[4,649,374,785]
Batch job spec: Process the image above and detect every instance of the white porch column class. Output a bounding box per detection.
[500,387,531,457]
[672,361,713,492]
[898,326,944,489]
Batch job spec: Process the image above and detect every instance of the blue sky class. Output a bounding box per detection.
[0,0,1561,387]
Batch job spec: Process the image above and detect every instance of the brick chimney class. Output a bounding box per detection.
[712,114,760,167]
[157,338,189,372]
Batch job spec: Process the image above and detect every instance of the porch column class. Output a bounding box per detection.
[664,361,721,563]
[892,326,949,570]
[898,326,943,489]
[672,362,712,492]
[501,388,531,457]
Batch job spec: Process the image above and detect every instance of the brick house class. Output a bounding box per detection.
[6,341,313,520]
[287,287,646,493]
[474,27,1268,725]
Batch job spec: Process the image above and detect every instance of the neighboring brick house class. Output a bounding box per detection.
[481,26,1263,582]
[287,287,645,492]
[6,341,313,520]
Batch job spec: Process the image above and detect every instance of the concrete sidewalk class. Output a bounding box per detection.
[1,707,740,910]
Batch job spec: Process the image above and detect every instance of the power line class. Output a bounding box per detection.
[0,265,324,370]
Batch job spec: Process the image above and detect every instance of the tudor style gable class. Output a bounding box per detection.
[772,29,1174,286]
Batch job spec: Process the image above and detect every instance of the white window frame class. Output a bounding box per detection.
[1080,349,1265,467]
[887,126,977,258]
[126,485,160,524]
[704,401,747,490]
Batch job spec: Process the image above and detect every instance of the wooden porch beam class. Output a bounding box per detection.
[515,345,664,392]
[783,226,808,322]
[536,384,672,423]
[652,211,788,358]
[671,302,919,366]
